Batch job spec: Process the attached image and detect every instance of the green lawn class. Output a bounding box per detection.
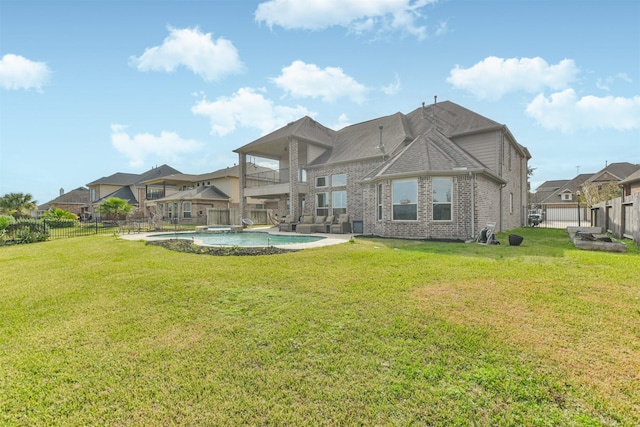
[1,229,638,426]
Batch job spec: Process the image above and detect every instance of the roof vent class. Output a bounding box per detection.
[378,125,385,155]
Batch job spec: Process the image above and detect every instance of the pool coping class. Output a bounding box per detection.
[118,226,353,250]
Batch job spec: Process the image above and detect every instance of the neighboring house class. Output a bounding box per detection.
[592,168,640,244]
[234,100,531,240]
[86,164,181,218]
[141,164,276,225]
[620,169,640,197]
[531,174,593,222]
[37,187,90,218]
[531,162,640,223]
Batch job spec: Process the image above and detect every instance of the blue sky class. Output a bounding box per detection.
[1,0,639,205]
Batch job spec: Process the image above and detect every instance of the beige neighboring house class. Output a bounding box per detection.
[37,187,90,218]
[141,163,277,225]
[86,164,181,218]
[532,162,640,222]
[620,169,640,197]
[234,100,531,240]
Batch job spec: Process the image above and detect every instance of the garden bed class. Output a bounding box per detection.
[146,238,297,256]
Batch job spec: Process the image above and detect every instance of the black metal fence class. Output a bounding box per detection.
[1,218,191,245]
[528,204,586,229]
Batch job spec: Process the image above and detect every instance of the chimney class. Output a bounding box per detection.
[60,187,64,196]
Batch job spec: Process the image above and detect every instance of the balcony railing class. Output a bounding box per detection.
[146,191,166,200]
[245,168,307,188]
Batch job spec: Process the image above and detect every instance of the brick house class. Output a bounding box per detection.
[234,100,531,240]
[37,187,90,218]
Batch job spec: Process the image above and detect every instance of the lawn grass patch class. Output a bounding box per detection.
[1,229,638,425]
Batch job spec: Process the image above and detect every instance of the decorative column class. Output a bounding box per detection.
[288,138,300,219]
[238,152,247,224]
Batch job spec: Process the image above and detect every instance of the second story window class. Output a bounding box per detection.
[331,174,346,186]
[316,176,328,187]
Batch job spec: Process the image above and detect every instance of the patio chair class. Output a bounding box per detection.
[330,214,351,234]
[314,215,334,233]
[296,215,318,234]
[279,215,298,232]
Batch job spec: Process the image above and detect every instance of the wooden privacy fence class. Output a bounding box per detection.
[591,192,640,247]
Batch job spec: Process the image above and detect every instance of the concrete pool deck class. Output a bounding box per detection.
[118,226,353,250]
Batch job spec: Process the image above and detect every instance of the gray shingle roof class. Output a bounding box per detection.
[369,129,487,179]
[87,164,181,186]
[620,168,640,185]
[235,116,336,152]
[96,186,137,205]
[588,162,640,182]
[38,187,89,210]
[154,185,230,202]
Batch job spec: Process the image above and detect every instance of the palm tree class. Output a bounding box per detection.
[0,192,37,218]
[97,197,133,220]
[41,207,78,220]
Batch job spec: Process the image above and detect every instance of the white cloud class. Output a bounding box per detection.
[447,56,579,100]
[0,54,51,91]
[381,73,401,95]
[129,27,243,81]
[255,0,436,40]
[271,60,367,103]
[596,73,633,92]
[330,113,352,130]
[110,124,203,167]
[525,89,640,133]
[191,87,315,136]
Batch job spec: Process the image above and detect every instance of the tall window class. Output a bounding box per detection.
[332,191,347,216]
[432,177,452,221]
[509,193,514,214]
[392,179,418,220]
[377,183,383,221]
[332,173,346,186]
[183,201,192,218]
[316,192,329,217]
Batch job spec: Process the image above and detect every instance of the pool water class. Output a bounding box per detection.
[148,231,325,247]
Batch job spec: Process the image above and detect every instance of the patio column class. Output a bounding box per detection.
[238,152,247,224]
[288,137,299,220]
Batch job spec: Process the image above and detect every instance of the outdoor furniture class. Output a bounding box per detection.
[314,215,334,233]
[330,214,351,234]
[279,215,298,232]
[296,215,318,234]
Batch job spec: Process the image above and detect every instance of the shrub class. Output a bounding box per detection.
[4,218,49,244]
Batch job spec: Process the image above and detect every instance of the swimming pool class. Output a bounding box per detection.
[148,231,325,247]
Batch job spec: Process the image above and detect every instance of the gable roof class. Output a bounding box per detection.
[620,168,640,185]
[588,162,640,183]
[533,174,593,204]
[311,112,412,166]
[361,128,503,183]
[38,187,89,210]
[405,100,502,137]
[235,116,336,152]
[140,163,273,186]
[154,185,230,202]
[95,186,138,205]
[87,164,181,186]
